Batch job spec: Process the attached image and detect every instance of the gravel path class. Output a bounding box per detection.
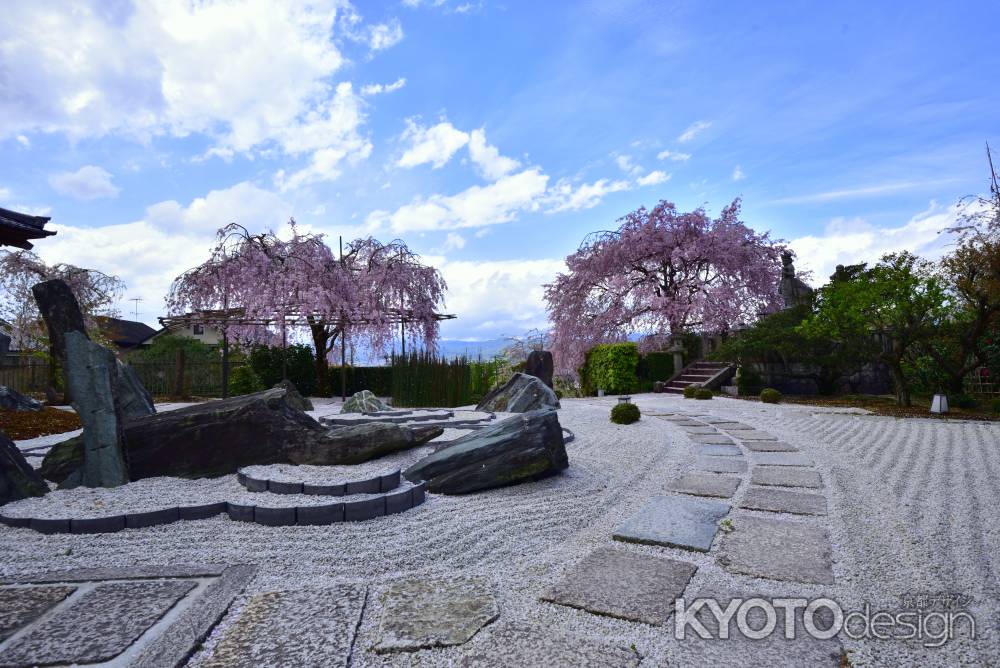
[3,396,998,665]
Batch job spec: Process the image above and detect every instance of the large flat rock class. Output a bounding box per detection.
[667,473,740,499]
[0,586,76,642]
[376,576,499,652]
[696,456,747,474]
[751,466,823,489]
[697,444,743,457]
[740,487,828,515]
[741,440,798,452]
[0,580,195,666]
[613,495,730,552]
[541,547,697,625]
[730,430,777,441]
[718,516,835,584]
[752,453,815,467]
[459,623,640,667]
[201,586,366,668]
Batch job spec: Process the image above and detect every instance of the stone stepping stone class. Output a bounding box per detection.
[752,453,814,467]
[459,623,640,667]
[202,585,366,668]
[741,440,798,452]
[0,586,76,642]
[697,443,742,457]
[613,495,730,552]
[731,430,777,441]
[720,423,754,431]
[376,576,499,652]
[0,580,196,666]
[541,547,697,625]
[740,486,827,516]
[667,420,706,427]
[679,427,718,435]
[694,417,742,425]
[667,473,740,499]
[696,456,747,474]
[717,516,834,584]
[752,466,822,489]
[689,434,735,445]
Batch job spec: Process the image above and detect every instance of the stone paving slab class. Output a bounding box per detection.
[459,623,640,667]
[752,453,815,467]
[697,444,743,457]
[0,580,196,666]
[0,564,229,585]
[376,576,499,652]
[696,456,748,474]
[201,585,366,668]
[741,440,799,452]
[751,466,823,489]
[613,495,730,552]
[679,426,719,435]
[717,516,835,584]
[720,423,754,431]
[667,473,740,499]
[689,434,735,445]
[668,420,707,427]
[730,430,778,441]
[694,417,744,425]
[0,586,76,642]
[541,547,697,625]
[740,487,828,516]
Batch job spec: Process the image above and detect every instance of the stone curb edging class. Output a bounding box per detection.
[236,469,401,496]
[0,482,427,534]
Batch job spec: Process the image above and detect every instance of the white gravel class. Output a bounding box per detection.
[4,395,998,665]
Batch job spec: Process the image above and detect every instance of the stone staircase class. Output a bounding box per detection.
[662,360,733,394]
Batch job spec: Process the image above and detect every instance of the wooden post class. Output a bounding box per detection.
[221,331,230,399]
[174,348,186,399]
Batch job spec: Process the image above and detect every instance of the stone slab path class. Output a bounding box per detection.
[667,473,741,499]
[740,486,828,516]
[541,547,697,625]
[717,516,835,584]
[696,456,748,474]
[613,495,730,552]
[459,623,640,667]
[751,466,823,489]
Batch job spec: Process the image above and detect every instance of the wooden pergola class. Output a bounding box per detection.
[158,307,456,399]
[0,207,55,250]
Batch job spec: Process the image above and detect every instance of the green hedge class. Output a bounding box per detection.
[391,353,497,408]
[582,343,640,395]
[637,351,674,391]
[249,344,317,395]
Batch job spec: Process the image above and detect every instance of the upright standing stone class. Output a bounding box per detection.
[30,279,87,362]
[64,331,129,488]
[115,361,156,418]
[524,350,554,388]
[0,430,49,504]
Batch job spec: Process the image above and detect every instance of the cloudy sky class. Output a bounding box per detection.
[2,1,998,342]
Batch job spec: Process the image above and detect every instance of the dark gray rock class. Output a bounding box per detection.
[613,495,730,552]
[541,547,697,626]
[403,409,569,494]
[524,350,554,388]
[64,331,129,488]
[272,379,313,411]
[476,373,560,413]
[115,360,156,418]
[1,430,49,505]
[0,386,43,411]
[30,279,87,363]
[40,387,442,482]
[341,389,388,413]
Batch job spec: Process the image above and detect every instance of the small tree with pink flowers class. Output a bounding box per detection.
[168,221,447,395]
[544,198,786,376]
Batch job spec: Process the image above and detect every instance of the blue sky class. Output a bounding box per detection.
[2,0,998,343]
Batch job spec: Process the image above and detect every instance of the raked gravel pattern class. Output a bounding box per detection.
[3,396,999,665]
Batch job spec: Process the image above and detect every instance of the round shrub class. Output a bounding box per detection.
[694,388,713,400]
[230,366,264,396]
[682,384,700,399]
[760,388,782,404]
[610,402,641,424]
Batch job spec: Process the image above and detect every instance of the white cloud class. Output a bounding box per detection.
[48,165,120,201]
[145,181,292,233]
[367,168,549,232]
[368,20,404,51]
[361,78,407,96]
[657,149,691,162]
[15,135,30,148]
[442,232,466,251]
[769,180,957,205]
[0,1,384,190]
[546,178,631,212]
[732,165,746,181]
[637,170,670,186]
[468,129,520,180]
[0,187,10,201]
[678,120,711,143]
[397,120,471,169]
[789,201,964,285]
[615,154,642,176]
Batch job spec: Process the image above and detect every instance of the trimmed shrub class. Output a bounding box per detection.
[249,344,316,396]
[610,402,641,424]
[683,384,700,399]
[736,365,762,396]
[694,388,713,400]
[760,388,782,404]
[637,351,674,392]
[229,366,264,395]
[581,343,640,396]
[950,393,977,409]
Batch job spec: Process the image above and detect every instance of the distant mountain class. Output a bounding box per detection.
[434,338,507,360]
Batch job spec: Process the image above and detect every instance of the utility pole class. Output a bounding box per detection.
[129,297,143,320]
